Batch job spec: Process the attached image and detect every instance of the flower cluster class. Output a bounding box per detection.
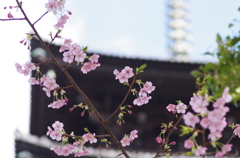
[47,121,97,157]
[59,39,100,74]
[181,87,233,157]
[133,81,155,106]
[166,102,187,114]
[3,4,18,19]
[47,121,64,141]
[113,66,134,83]
[45,0,72,29]
[15,61,36,76]
[120,130,138,147]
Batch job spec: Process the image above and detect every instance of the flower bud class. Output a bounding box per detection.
[169,141,176,145]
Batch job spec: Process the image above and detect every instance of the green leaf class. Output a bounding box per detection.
[216,34,222,44]
[82,46,88,51]
[179,125,194,136]
[204,52,214,56]
[190,70,201,78]
[136,64,147,74]
[185,151,194,156]
[229,23,234,28]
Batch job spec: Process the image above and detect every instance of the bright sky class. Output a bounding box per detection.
[0,0,239,157]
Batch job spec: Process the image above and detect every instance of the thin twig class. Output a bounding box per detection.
[154,104,191,158]
[106,75,137,122]
[33,11,48,25]
[0,18,25,21]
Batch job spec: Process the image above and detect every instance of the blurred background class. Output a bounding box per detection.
[0,0,240,157]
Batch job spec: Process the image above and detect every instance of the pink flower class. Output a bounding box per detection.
[15,63,23,73]
[133,96,152,106]
[7,12,13,19]
[81,62,99,74]
[194,146,207,156]
[75,50,86,62]
[215,151,224,158]
[82,133,97,144]
[234,126,240,137]
[176,102,187,114]
[213,97,225,108]
[63,51,74,63]
[166,104,176,114]
[200,117,209,129]
[89,54,100,63]
[45,0,58,12]
[121,66,134,78]
[60,144,75,156]
[208,131,222,141]
[142,81,155,94]
[50,130,62,141]
[64,39,73,46]
[52,121,64,131]
[183,112,200,128]
[43,87,51,98]
[70,43,81,55]
[155,137,162,144]
[44,78,58,90]
[56,0,66,9]
[59,14,69,24]
[50,145,61,155]
[121,137,131,147]
[222,87,232,103]
[190,94,208,114]
[59,45,69,52]
[46,126,53,136]
[48,99,67,109]
[113,66,134,83]
[184,139,194,149]
[28,77,40,85]
[222,144,232,153]
[129,130,138,140]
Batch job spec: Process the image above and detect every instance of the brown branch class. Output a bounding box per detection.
[226,133,235,144]
[48,31,60,47]
[55,85,74,91]
[106,75,137,122]
[64,62,74,71]
[63,133,110,139]
[35,59,54,66]
[16,1,130,157]
[0,18,25,21]
[33,11,48,25]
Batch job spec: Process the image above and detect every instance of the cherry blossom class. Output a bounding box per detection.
[222,87,232,103]
[142,81,155,93]
[45,0,58,12]
[133,96,152,106]
[121,137,131,147]
[184,139,194,149]
[52,121,64,131]
[176,102,187,114]
[82,133,97,144]
[233,126,240,137]
[113,66,134,83]
[155,137,162,144]
[166,104,176,114]
[194,146,207,156]
[48,99,67,109]
[190,94,208,114]
[63,51,74,63]
[183,112,200,128]
[129,130,138,141]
